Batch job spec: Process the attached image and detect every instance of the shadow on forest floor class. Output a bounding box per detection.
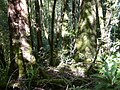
[0,63,97,90]
[27,64,96,90]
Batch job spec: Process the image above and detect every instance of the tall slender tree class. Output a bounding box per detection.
[35,0,43,51]
[50,0,57,66]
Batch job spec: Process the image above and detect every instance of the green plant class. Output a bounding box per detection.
[68,85,91,90]
[0,68,9,88]
[26,65,40,90]
[68,85,81,90]
[93,53,120,90]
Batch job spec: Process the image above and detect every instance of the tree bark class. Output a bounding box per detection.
[8,0,36,79]
[50,0,57,66]
[35,0,43,51]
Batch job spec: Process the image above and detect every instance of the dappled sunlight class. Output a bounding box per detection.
[20,38,36,63]
[8,0,35,64]
[0,0,119,89]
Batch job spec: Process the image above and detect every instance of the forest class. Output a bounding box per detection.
[0,0,120,90]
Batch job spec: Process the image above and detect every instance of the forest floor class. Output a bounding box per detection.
[0,63,97,90]
[28,64,96,90]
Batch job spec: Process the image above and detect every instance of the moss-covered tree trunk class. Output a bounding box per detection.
[8,0,36,79]
[75,0,97,73]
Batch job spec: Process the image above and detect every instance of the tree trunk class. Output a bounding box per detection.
[8,0,36,79]
[50,0,57,66]
[35,0,43,51]
[75,0,97,68]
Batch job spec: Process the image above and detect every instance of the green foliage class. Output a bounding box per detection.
[0,0,8,30]
[109,0,120,40]
[0,68,8,88]
[68,85,92,90]
[93,52,120,90]
[68,85,81,90]
[0,0,120,89]
[26,65,42,89]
